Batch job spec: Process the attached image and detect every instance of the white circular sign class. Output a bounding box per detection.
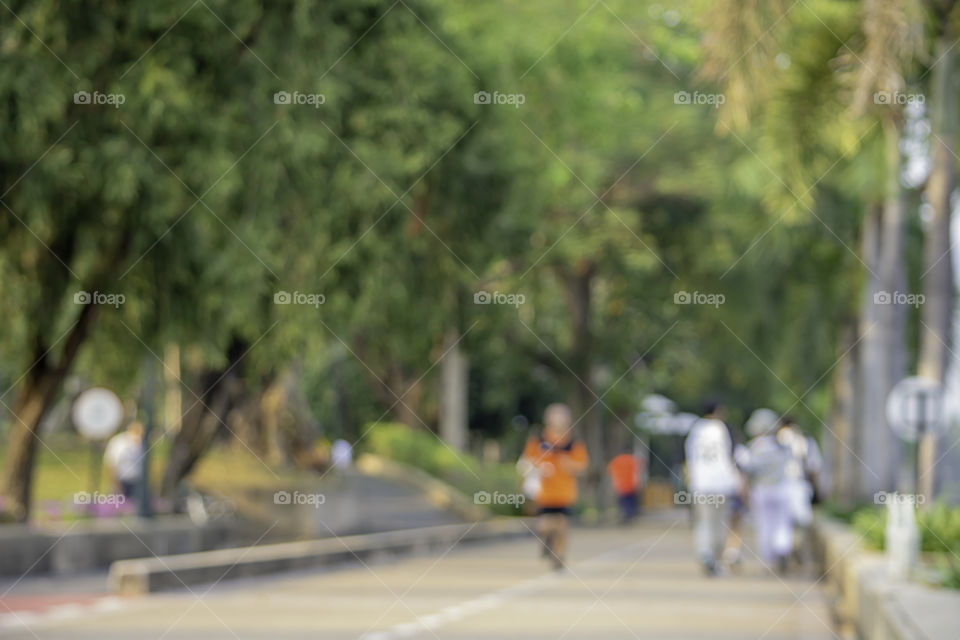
[72,387,124,440]
[886,376,945,442]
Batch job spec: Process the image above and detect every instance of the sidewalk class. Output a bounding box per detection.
[0,510,837,639]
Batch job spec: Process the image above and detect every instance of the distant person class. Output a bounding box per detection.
[104,421,144,499]
[723,436,750,571]
[519,403,589,570]
[776,417,822,565]
[739,409,794,573]
[331,438,353,470]
[683,401,739,575]
[607,449,642,523]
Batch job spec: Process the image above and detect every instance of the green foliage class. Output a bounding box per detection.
[362,423,522,515]
[851,504,960,589]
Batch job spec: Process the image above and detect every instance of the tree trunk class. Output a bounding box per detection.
[917,32,957,505]
[563,262,604,510]
[163,342,182,435]
[160,338,247,498]
[856,117,908,500]
[439,327,469,450]
[874,119,909,496]
[856,201,887,499]
[828,320,859,506]
[1,300,100,521]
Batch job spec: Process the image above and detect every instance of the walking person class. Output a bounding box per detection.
[607,448,643,524]
[740,409,794,573]
[519,403,589,570]
[723,438,750,571]
[683,401,739,576]
[104,421,144,500]
[777,416,822,566]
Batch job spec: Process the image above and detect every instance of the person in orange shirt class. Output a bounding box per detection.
[520,403,589,569]
[607,450,643,523]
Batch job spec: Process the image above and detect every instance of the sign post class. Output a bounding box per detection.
[72,387,124,511]
[885,376,946,503]
[883,376,946,580]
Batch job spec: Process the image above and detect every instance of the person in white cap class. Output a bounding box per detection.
[738,408,794,573]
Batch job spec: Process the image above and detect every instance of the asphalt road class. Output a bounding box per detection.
[0,511,837,639]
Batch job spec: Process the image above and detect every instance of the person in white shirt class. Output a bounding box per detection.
[331,438,353,470]
[104,422,144,499]
[739,409,794,573]
[684,401,739,575]
[777,417,822,565]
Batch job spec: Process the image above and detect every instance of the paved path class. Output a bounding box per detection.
[0,511,837,639]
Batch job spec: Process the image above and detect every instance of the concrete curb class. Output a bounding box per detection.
[813,514,959,640]
[109,518,530,594]
[0,517,232,576]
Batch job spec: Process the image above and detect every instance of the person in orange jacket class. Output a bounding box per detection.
[608,450,643,523]
[520,403,589,569]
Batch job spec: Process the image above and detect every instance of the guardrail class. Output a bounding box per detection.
[109,518,530,594]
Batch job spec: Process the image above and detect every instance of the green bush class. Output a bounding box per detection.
[850,502,960,589]
[363,423,524,516]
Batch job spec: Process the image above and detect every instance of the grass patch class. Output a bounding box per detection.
[361,423,523,516]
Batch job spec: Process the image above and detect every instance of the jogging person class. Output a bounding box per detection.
[520,403,589,569]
